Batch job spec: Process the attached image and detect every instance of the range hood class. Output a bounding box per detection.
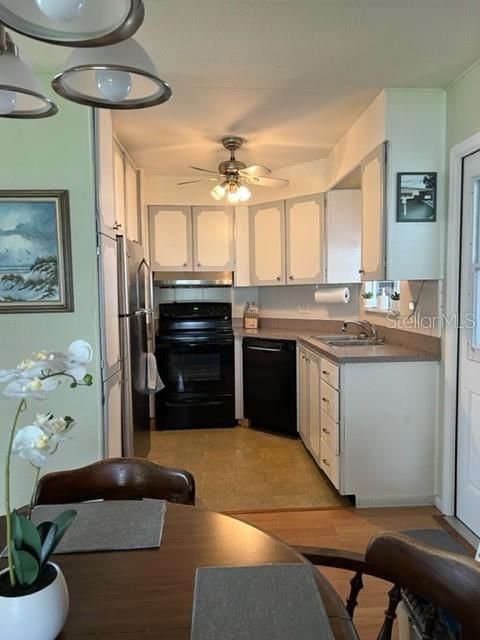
[153,271,233,288]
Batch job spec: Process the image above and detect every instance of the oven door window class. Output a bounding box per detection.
[157,342,234,395]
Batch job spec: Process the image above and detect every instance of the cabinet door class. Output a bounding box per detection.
[98,233,121,382]
[103,369,123,458]
[95,110,117,239]
[308,353,321,461]
[192,206,234,271]
[149,205,193,271]
[286,194,324,284]
[113,142,126,235]
[298,347,309,446]
[360,144,386,281]
[249,201,286,285]
[325,190,362,283]
[125,156,141,244]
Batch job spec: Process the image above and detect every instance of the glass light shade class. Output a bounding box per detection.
[52,38,172,109]
[211,184,226,201]
[237,185,252,202]
[0,50,57,118]
[0,0,144,47]
[227,187,241,205]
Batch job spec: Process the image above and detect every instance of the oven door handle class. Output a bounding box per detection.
[164,400,225,408]
[245,346,283,353]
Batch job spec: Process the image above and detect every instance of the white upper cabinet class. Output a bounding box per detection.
[325,190,361,283]
[95,110,117,239]
[250,201,286,285]
[149,205,193,271]
[113,142,126,235]
[98,233,121,381]
[192,206,234,271]
[124,156,141,244]
[286,195,324,285]
[360,144,386,281]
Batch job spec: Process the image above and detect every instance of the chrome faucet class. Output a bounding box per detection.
[342,320,378,340]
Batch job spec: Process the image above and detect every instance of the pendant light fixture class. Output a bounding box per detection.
[0,26,57,118]
[0,1,144,47]
[52,38,172,109]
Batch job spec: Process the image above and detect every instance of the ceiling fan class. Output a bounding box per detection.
[177,136,289,204]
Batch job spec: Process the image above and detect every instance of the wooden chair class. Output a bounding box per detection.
[295,532,480,640]
[34,458,196,506]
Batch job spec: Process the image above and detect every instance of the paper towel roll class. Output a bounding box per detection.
[314,287,350,304]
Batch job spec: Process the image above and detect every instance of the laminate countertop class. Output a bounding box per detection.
[235,327,440,364]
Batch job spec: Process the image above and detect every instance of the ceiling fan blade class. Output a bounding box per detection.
[244,175,290,188]
[239,165,272,177]
[189,166,221,176]
[177,178,219,186]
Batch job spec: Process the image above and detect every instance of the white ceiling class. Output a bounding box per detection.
[14,0,480,175]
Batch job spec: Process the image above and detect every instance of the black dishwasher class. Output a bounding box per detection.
[242,337,297,436]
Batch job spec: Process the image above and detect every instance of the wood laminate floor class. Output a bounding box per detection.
[236,506,444,639]
[149,425,348,511]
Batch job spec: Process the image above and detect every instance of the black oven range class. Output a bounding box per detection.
[155,302,235,430]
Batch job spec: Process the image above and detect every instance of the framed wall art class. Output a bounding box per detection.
[0,190,74,313]
[396,172,437,222]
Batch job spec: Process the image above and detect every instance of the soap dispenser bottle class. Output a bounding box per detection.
[377,288,390,311]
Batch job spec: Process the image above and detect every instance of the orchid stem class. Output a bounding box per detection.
[5,399,26,588]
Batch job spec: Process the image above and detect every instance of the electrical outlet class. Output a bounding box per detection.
[409,300,416,312]
[297,304,310,314]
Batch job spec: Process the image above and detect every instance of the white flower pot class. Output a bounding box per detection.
[0,562,69,640]
[363,297,376,309]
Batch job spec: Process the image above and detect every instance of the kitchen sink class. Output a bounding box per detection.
[313,334,385,347]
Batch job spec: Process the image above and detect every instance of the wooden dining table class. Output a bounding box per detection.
[1,504,358,639]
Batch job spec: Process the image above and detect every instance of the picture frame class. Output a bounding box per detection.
[396,172,437,223]
[0,190,74,313]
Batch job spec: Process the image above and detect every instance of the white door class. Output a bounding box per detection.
[192,206,234,271]
[360,144,386,281]
[286,194,324,285]
[250,201,286,285]
[113,142,126,235]
[124,156,141,244]
[98,233,121,382]
[308,353,321,460]
[103,369,123,458]
[94,110,117,239]
[325,190,362,283]
[298,347,309,447]
[149,205,193,271]
[457,150,480,537]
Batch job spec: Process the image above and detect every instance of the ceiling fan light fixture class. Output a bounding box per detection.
[52,38,172,109]
[226,185,241,205]
[0,27,57,118]
[0,0,145,47]
[237,185,252,202]
[211,183,226,201]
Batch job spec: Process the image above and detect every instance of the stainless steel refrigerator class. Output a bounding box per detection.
[117,235,153,457]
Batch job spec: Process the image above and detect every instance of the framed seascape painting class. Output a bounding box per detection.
[396,172,437,223]
[0,190,74,313]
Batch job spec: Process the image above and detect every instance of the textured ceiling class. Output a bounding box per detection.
[13,0,480,175]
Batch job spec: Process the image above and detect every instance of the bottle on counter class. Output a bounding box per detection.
[377,287,390,311]
[244,302,259,329]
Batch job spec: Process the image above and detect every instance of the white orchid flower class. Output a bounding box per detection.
[12,425,56,468]
[0,369,18,383]
[68,340,93,365]
[41,415,75,442]
[3,376,61,399]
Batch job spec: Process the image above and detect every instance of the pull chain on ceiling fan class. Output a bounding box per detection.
[178,136,289,204]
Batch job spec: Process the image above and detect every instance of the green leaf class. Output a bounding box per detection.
[39,523,59,567]
[15,514,42,562]
[37,521,55,545]
[50,509,77,554]
[12,548,40,587]
[11,511,23,549]
[83,374,93,386]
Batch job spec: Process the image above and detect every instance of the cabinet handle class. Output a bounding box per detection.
[322,427,330,434]
[321,397,329,403]
[183,262,188,267]
[322,458,330,466]
[276,276,281,281]
[289,275,294,280]
[113,222,122,230]
[198,263,201,267]
[321,370,329,376]
[358,268,365,274]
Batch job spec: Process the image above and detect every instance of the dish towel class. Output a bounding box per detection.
[147,352,164,393]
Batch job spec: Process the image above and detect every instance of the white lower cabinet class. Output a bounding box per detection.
[298,344,438,507]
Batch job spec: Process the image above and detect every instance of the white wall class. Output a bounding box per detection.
[258,284,360,320]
